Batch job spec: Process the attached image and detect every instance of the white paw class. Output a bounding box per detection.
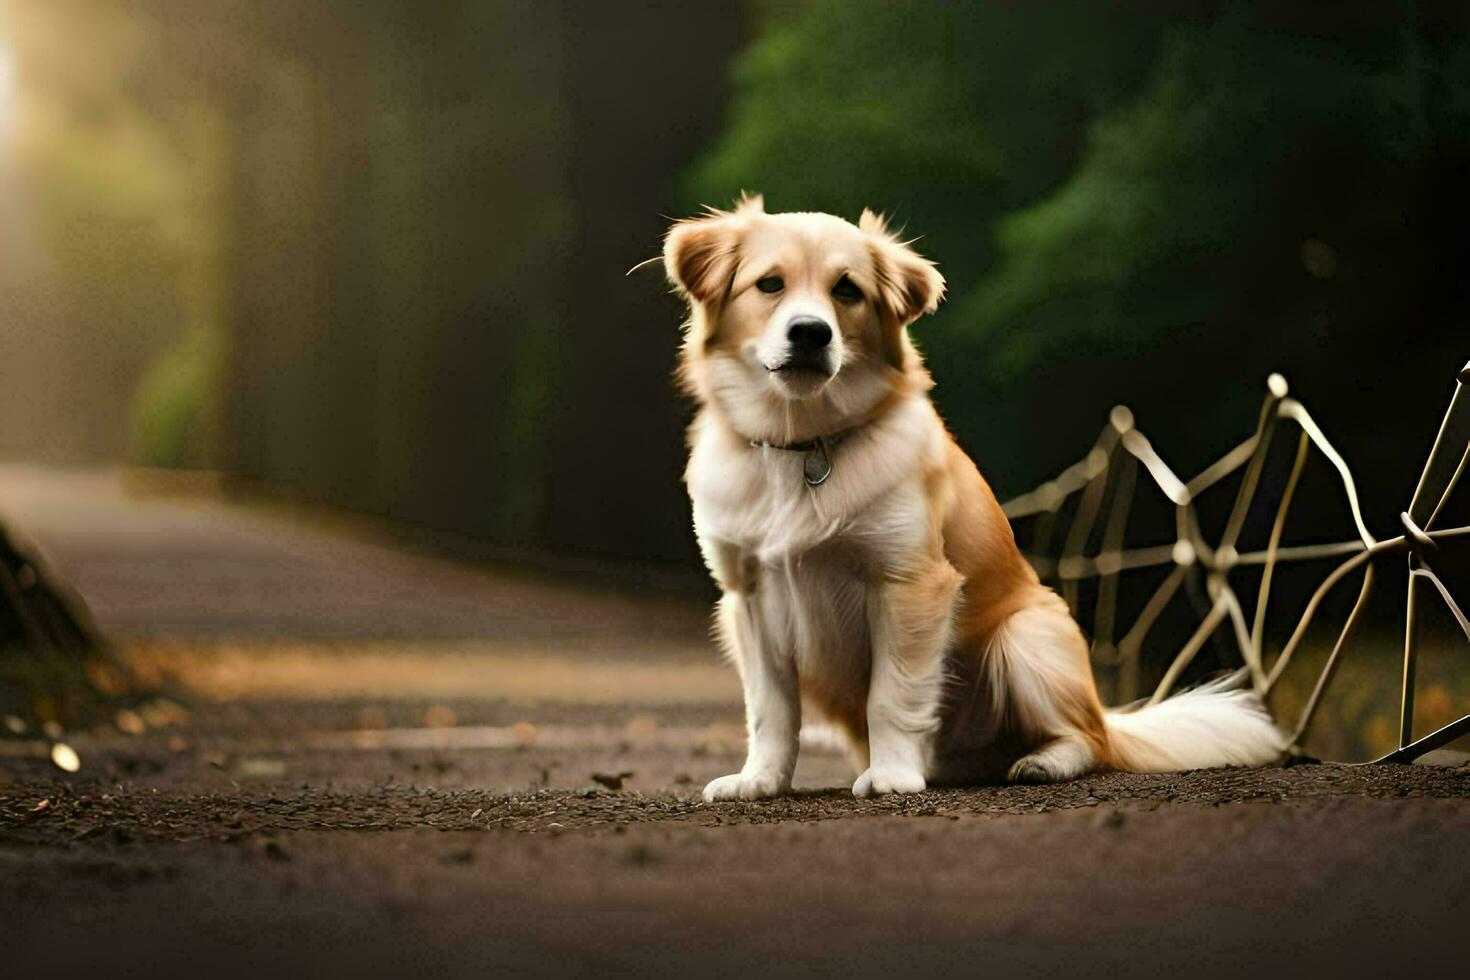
[852,765,926,798]
[702,770,789,802]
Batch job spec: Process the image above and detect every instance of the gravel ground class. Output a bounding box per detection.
[4,763,1469,979]
[5,758,1470,840]
[2,466,1469,978]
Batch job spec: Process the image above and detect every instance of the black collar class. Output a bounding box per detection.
[748,435,823,453]
[747,431,849,487]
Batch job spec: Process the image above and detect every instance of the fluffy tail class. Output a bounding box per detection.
[1104,671,1285,772]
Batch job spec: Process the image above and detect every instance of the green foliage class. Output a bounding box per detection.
[130,327,218,469]
[961,15,1454,381]
[684,0,1164,307]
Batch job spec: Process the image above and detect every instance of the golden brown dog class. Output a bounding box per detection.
[663,195,1282,800]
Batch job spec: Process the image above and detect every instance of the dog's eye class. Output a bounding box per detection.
[831,275,863,303]
[756,276,784,294]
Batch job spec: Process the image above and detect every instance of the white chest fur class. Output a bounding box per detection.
[685,395,941,567]
[686,395,945,694]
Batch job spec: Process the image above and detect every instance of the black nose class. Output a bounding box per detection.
[786,316,832,353]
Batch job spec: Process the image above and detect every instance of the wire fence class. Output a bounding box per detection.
[1003,361,1470,764]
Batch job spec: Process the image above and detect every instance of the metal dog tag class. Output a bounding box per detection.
[803,437,832,487]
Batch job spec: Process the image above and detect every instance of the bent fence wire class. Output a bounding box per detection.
[1002,361,1470,764]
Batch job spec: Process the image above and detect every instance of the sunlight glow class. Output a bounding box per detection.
[0,43,13,140]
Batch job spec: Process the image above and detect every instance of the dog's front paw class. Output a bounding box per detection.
[852,765,926,798]
[702,770,789,802]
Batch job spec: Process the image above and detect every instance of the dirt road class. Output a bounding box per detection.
[1,466,1467,978]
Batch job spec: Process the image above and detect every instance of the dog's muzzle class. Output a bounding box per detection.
[772,315,834,375]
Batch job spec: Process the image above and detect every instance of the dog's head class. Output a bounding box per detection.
[664,194,944,442]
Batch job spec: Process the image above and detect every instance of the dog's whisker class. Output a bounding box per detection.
[625,255,664,276]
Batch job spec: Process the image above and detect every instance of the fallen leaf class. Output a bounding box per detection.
[591,770,635,791]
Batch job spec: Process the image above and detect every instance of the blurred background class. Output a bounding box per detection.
[0,0,1468,763]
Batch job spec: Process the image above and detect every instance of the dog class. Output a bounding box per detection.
[662,194,1284,801]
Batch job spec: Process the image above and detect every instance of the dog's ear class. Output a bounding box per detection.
[861,208,945,325]
[663,216,738,304]
[663,193,764,305]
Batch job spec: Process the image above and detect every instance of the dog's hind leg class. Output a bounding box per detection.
[1008,734,1095,783]
[986,592,1109,785]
